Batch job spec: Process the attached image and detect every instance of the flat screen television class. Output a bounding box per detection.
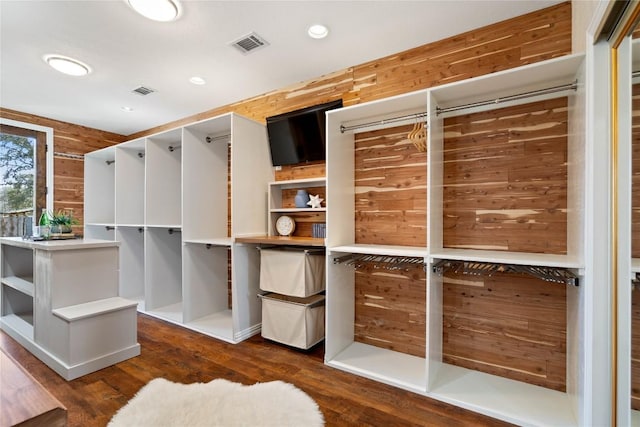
[266,99,342,166]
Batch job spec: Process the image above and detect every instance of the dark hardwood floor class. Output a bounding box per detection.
[1,314,513,426]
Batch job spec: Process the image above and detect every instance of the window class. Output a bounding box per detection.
[0,121,51,237]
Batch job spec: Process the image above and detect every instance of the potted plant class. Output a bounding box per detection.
[50,209,77,235]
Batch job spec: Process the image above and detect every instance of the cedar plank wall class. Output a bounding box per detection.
[443,271,567,392]
[354,124,427,247]
[442,97,569,253]
[0,108,127,229]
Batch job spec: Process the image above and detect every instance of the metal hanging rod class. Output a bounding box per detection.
[105,160,115,165]
[206,134,231,143]
[168,228,181,234]
[436,80,578,116]
[633,70,640,79]
[340,111,428,134]
[105,226,115,231]
[431,259,579,286]
[333,253,425,271]
[54,152,84,160]
[168,145,181,152]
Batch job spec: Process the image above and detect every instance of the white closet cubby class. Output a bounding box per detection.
[324,53,588,427]
[84,146,115,226]
[146,129,182,227]
[115,139,145,226]
[84,112,272,343]
[116,226,145,307]
[145,227,182,322]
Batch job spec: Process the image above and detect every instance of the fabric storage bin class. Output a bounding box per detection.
[260,293,325,349]
[259,247,325,297]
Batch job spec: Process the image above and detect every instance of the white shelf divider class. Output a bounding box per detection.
[0,276,34,297]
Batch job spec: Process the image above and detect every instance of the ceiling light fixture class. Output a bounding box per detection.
[121,106,134,112]
[127,0,181,22]
[308,24,329,39]
[189,76,206,85]
[43,54,91,76]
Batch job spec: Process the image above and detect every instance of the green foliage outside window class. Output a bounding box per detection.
[0,133,34,213]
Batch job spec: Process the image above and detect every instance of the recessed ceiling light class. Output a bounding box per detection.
[308,24,329,39]
[121,106,134,112]
[43,54,91,76]
[189,76,206,85]
[127,0,181,22]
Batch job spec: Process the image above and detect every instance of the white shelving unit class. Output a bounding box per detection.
[268,177,327,236]
[0,244,34,340]
[0,238,139,380]
[84,112,272,343]
[324,53,588,426]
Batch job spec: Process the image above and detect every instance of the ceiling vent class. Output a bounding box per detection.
[230,32,269,54]
[132,86,155,96]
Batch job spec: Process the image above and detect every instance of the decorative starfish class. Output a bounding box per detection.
[307,194,324,208]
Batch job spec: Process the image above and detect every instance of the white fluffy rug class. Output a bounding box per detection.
[108,378,324,427]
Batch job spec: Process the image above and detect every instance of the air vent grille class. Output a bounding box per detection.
[230,32,269,54]
[132,86,155,96]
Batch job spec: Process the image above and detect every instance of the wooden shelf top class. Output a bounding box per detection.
[1,349,67,427]
[235,235,325,247]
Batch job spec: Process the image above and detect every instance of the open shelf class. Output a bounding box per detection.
[0,313,34,340]
[430,248,583,269]
[327,342,426,393]
[268,177,326,239]
[330,244,428,258]
[632,258,640,273]
[1,276,34,297]
[185,310,234,343]
[182,238,233,246]
[147,302,183,324]
[429,364,576,426]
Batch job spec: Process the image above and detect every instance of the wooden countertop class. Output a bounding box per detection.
[1,349,67,427]
[235,235,325,247]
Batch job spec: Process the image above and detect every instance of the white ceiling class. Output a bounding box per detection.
[0,0,563,136]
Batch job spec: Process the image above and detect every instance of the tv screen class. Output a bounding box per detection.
[266,99,342,166]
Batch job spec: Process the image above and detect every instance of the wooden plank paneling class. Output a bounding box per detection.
[354,264,426,358]
[442,271,567,391]
[442,97,568,254]
[354,124,427,247]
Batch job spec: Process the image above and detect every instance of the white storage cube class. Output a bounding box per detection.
[259,248,325,297]
[260,293,325,349]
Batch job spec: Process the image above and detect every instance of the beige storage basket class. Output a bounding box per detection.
[259,247,325,297]
[260,293,325,349]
